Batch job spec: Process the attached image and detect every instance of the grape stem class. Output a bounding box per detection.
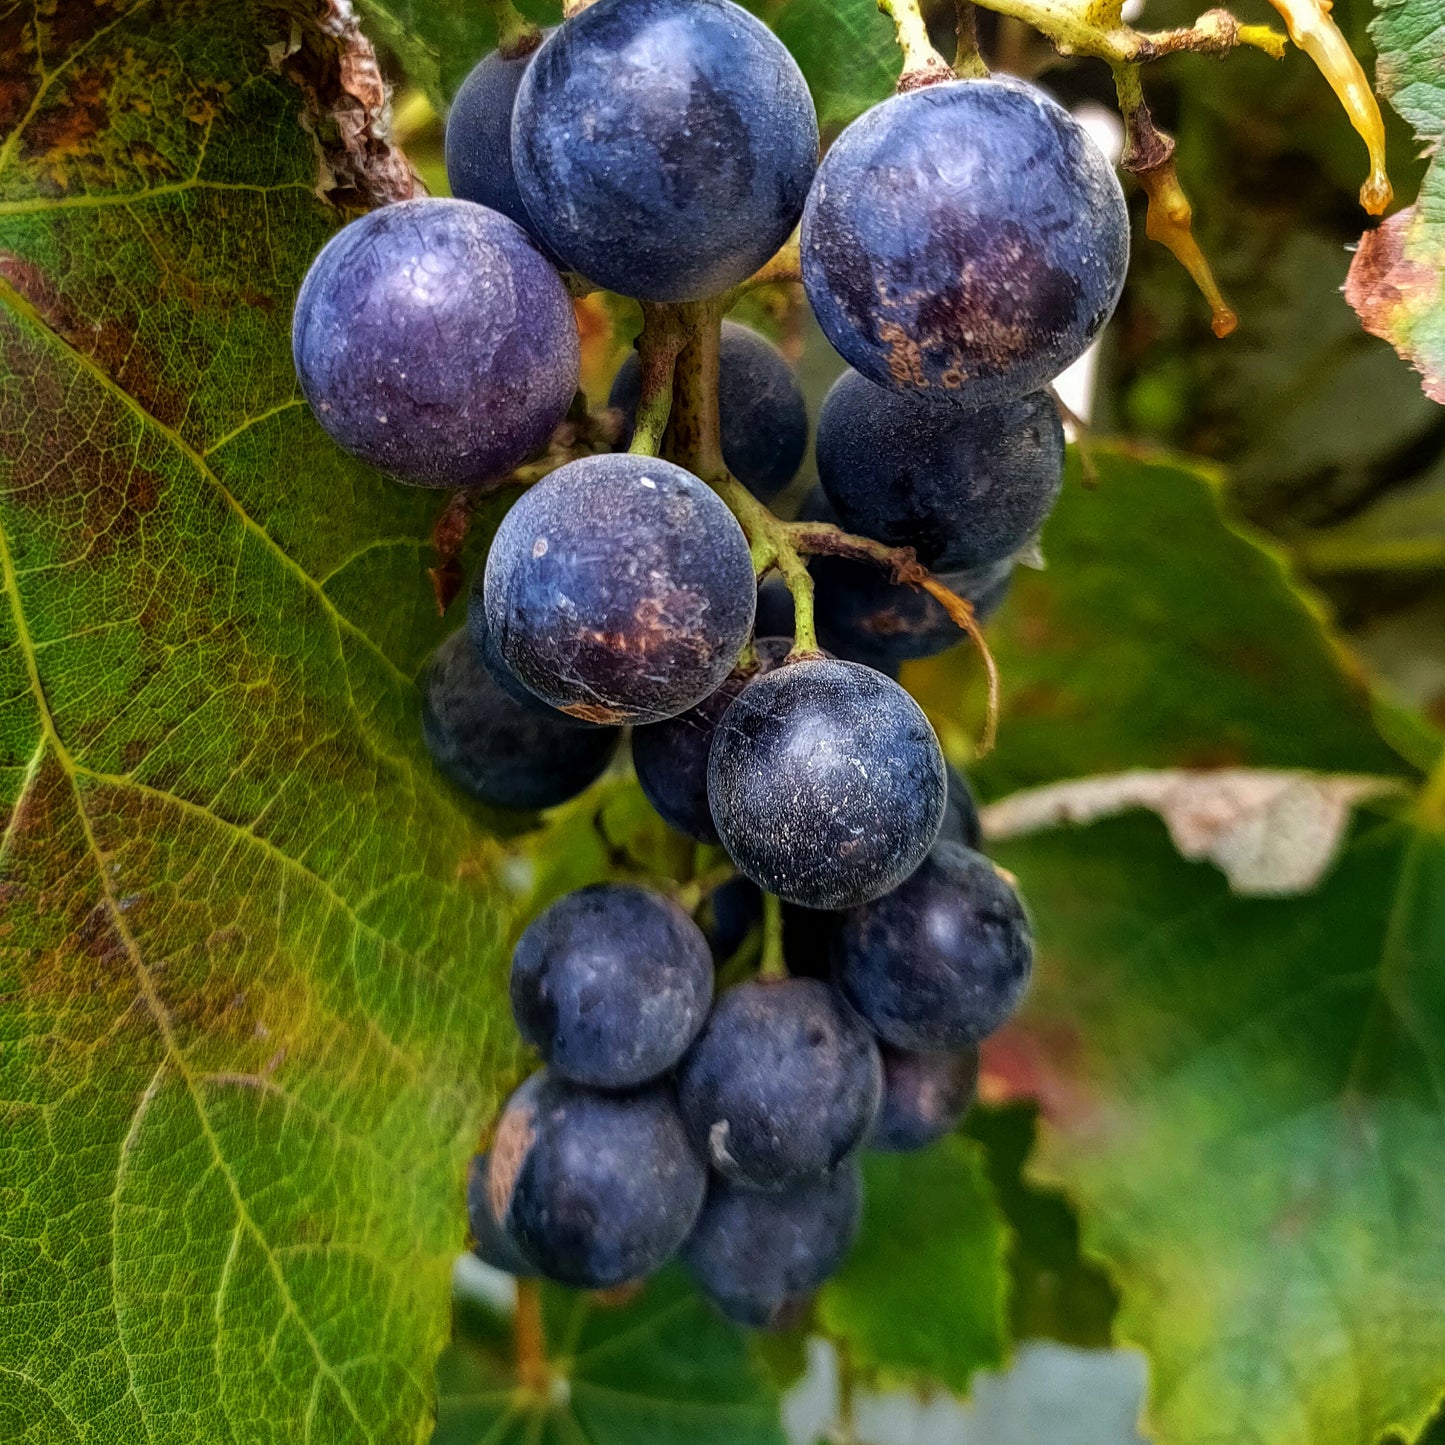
[488,0,542,57]
[758,892,788,980]
[632,300,1002,753]
[720,233,802,306]
[674,859,740,914]
[657,302,823,656]
[967,0,1285,64]
[877,0,957,89]
[1264,0,1392,214]
[953,0,988,78]
[514,1278,548,1395]
[787,521,1001,756]
[628,304,688,458]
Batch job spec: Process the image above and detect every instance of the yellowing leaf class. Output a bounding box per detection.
[0,3,517,1440]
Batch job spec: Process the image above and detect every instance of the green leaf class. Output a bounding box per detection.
[908,448,1417,791]
[356,0,896,126]
[769,0,900,129]
[965,1103,1118,1348]
[435,1270,788,1444]
[0,2,518,1439]
[816,1138,1009,1393]
[988,807,1445,1445]
[357,0,561,109]
[1345,0,1445,402]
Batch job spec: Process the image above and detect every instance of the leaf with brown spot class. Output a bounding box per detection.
[1346,0,1445,402]
[0,2,520,1441]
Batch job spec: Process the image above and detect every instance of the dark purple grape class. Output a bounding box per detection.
[869,1045,979,1152]
[801,78,1128,407]
[812,555,1011,668]
[940,764,983,851]
[466,602,601,729]
[466,1151,536,1275]
[292,198,578,487]
[421,630,618,810]
[708,658,946,909]
[700,876,765,963]
[816,371,1064,569]
[833,841,1033,1050]
[633,638,791,842]
[683,1160,862,1327]
[754,575,796,639]
[676,977,881,1190]
[511,885,713,1088]
[800,487,1009,668]
[444,35,555,248]
[490,1072,706,1289]
[611,322,808,500]
[780,903,837,980]
[482,454,756,724]
[512,0,818,301]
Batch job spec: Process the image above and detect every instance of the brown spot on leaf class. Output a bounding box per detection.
[23,62,109,158]
[1345,207,1445,405]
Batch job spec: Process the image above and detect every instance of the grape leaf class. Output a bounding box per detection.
[988,806,1445,1445]
[0,2,519,1440]
[816,1138,1009,1393]
[356,0,895,128]
[1345,0,1445,402]
[435,1269,788,1444]
[763,0,901,129]
[964,1103,1118,1348]
[907,449,1419,792]
[356,0,559,109]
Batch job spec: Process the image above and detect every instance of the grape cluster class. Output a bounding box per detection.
[292,0,1128,1328]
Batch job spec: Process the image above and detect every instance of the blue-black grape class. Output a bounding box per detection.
[292,198,578,487]
[700,876,765,963]
[708,658,946,909]
[421,630,618,810]
[812,554,1011,668]
[490,1072,706,1289]
[482,454,756,724]
[466,603,601,729]
[683,1160,862,1327]
[633,637,790,843]
[512,0,818,301]
[445,36,554,248]
[939,763,983,851]
[816,371,1065,570]
[754,575,796,640]
[868,1045,979,1152]
[800,488,1009,669]
[676,976,881,1190]
[511,885,713,1088]
[610,322,809,500]
[466,1151,536,1275]
[833,840,1033,1050]
[801,78,1129,407]
[780,903,837,979]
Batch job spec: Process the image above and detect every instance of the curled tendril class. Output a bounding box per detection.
[1265,0,1392,214]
